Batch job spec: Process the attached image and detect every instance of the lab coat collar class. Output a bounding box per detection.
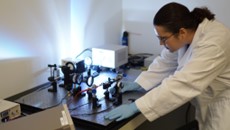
[190,18,210,49]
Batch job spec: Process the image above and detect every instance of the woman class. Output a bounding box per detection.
[105,2,230,130]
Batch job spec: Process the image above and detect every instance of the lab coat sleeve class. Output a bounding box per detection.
[135,48,178,91]
[135,43,227,121]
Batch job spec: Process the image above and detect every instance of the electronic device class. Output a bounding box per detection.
[0,104,75,130]
[0,99,21,123]
[144,55,156,67]
[92,44,128,69]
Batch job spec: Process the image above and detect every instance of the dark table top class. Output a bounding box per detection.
[15,68,145,130]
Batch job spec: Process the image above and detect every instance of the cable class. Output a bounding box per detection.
[73,83,103,99]
[68,102,91,113]
[69,97,114,116]
[44,93,69,109]
[75,48,92,59]
[71,105,113,116]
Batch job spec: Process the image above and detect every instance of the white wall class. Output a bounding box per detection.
[123,0,230,55]
[71,0,122,57]
[0,0,71,99]
[0,0,122,99]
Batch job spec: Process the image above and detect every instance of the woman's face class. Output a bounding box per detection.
[154,25,187,52]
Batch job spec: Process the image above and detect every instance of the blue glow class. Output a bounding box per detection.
[0,33,31,60]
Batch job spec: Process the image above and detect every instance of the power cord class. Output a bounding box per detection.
[68,97,113,116]
[75,48,92,59]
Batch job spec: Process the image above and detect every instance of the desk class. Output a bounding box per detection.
[14,69,146,130]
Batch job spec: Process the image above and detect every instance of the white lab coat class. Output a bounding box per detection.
[135,18,230,130]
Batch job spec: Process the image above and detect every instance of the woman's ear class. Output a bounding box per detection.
[178,28,187,38]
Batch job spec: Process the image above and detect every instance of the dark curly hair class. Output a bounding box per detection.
[153,2,215,33]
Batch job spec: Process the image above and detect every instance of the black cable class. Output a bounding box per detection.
[43,93,69,109]
[68,101,90,112]
[68,97,114,116]
[70,105,113,116]
[68,96,105,111]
